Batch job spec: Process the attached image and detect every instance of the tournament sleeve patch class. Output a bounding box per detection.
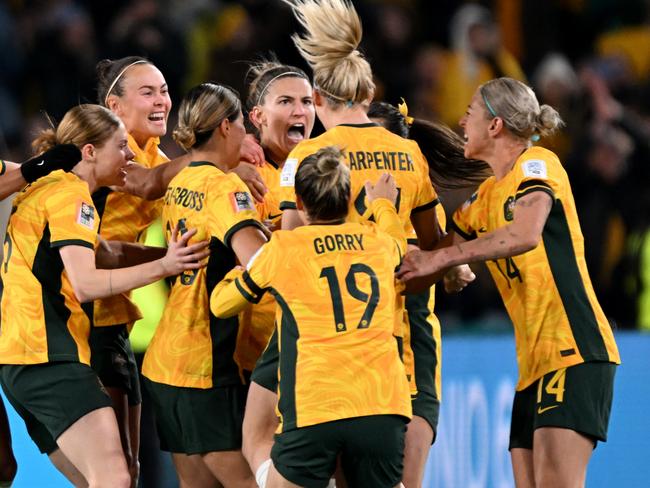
[76,201,96,229]
[521,159,548,179]
[230,191,254,213]
[280,158,298,187]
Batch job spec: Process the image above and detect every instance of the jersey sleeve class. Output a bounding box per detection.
[450,191,479,241]
[207,174,265,249]
[242,237,278,294]
[410,144,439,214]
[514,152,563,202]
[46,183,99,249]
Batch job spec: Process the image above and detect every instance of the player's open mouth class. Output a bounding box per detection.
[287,123,305,143]
[148,112,166,122]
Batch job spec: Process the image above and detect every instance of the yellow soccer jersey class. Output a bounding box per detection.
[91,134,168,327]
[255,157,283,226]
[233,217,412,431]
[278,124,439,232]
[236,157,283,372]
[0,171,99,365]
[142,161,264,388]
[452,146,620,390]
[401,204,445,396]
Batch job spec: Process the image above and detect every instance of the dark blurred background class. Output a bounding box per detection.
[1,0,649,332]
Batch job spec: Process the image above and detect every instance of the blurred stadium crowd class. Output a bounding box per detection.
[0,0,649,331]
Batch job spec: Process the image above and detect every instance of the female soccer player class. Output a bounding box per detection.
[238,58,316,480]
[398,77,621,488]
[277,1,441,486]
[212,146,411,488]
[0,103,208,488]
[93,56,176,485]
[141,82,266,488]
[368,99,487,487]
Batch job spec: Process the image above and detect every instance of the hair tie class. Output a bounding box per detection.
[104,60,148,106]
[256,71,306,106]
[398,98,414,126]
[531,134,540,142]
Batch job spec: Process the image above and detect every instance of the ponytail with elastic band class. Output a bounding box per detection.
[397,98,414,126]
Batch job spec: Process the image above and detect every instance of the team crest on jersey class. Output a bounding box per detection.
[522,159,548,179]
[503,196,515,221]
[230,191,254,213]
[77,202,95,229]
[280,158,298,187]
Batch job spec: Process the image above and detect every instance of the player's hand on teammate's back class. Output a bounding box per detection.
[161,223,211,276]
[365,172,398,206]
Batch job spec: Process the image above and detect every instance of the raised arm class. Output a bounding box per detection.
[1,145,81,201]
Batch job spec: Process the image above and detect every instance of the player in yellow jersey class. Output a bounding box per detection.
[0,143,82,487]
[238,58,317,479]
[0,104,208,488]
[276,1,441,486]
[141,83,267,488]
[368,99,490,487]
[211,146,411,488]
[93,56,177,485]
[398,78,621,488]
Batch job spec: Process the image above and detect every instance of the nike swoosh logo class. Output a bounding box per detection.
[537,405,559,414]
[268,213,282,220]
[36,160,45,166]
[478,227,487,233]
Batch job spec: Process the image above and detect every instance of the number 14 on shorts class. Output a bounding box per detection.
[536,368,566,414]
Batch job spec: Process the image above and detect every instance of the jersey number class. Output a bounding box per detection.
[354,187,401,221]
[492,256,522,288]
[166,218,199,286]
[537,368,566,403]
[319,264,379,332]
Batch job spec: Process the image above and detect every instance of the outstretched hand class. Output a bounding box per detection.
[396,248,443,283]
[160,223,211,276]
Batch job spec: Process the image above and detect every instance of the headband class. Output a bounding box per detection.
[480,89,498,118]
[313,84,355,107]
[398,98,414,126]
[104,60,148,106]
[256,71,306,106]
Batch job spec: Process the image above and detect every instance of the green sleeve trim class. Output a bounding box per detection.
[515,186,555,201]
[449,219,476,241]
[223,219,265,249]
[235,278,260,304]
[51,239,95,250]
[0,160,6,176]
[242,270,266,297]
[412,198,439,214]
[279,201,297,211]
